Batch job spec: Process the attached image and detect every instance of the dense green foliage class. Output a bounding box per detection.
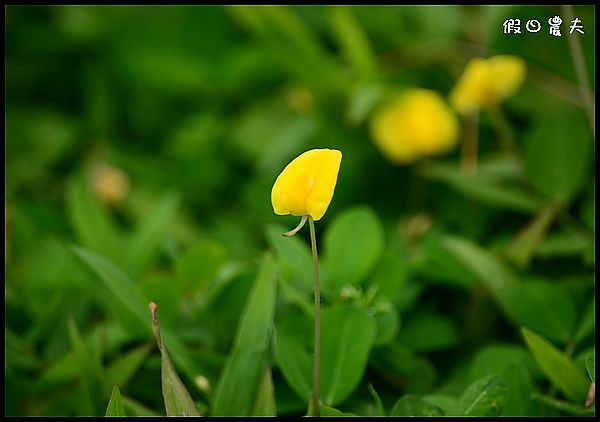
[5,5,595,416]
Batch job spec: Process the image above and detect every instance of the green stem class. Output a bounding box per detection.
[308,216,321,417]
[561,5,595,139]
[488,106,522,166]
[460,111,479,176]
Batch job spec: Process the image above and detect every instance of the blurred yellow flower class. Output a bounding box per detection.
[369,89,459,165]
[92,163,130,206]
[271,149,342,221]
[449,55,526,115]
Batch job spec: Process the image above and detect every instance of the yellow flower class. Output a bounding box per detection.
[271,149,342,221]
[369,88,459,165]
[91,163,130,206]
[449,55,526,115]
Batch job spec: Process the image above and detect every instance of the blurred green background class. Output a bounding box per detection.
[5,5,595,417]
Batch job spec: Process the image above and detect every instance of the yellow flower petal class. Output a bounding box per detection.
[487,55,526,101]
[271,149,342,221]
[450,55,526,115]
[449,58,491,115]
[369,89,459,165]
[370,98,420,164]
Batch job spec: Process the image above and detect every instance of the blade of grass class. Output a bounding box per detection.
[105,385,126,417]
[212,253,278,416]
[149,302,200,417]
[330,6,377,82]
[72,246,202,383]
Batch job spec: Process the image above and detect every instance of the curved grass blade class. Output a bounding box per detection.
[149,302,200,417]
[212,253,278,416]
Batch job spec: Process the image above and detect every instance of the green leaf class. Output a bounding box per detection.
[524,106,592,204]
[227,6,344,101]
[103,344,152,397]
[397,312,459,353]
[469,344,541,383]
[66,175,122,263]
[418,229,475,291]
[5,329,38,372]
[330,6,376,82]
[585,356,594,383]
[371,342,437,394]
[418,161,545,213]
[161,353,200,417]
[274,308,313,401]
[574,295,595,343]
[537,227,593,259]
[6,109,78,187]
[531,392,595,416]
[123,192,179,277]
[440,235,517,314]
[324,206,384,293]
[368,248,408,305]
[501,361,535,416]
[105,385,125,417]
[149,304,200,417]
[505,279,576,344]
[71,246,149,329]
[259,6,339,87]
[82,66,115,140]
[574,347,594,376]
[521,327,589,403]
[72,246,201,382]
[122,396,161,417]
[230,96,313,171]
[38,321,129,390]
[421,394,459,416]
[276,274,314,317]
[67,317,96,415]
[174,239,228,290]
[318,404,356,416]
[212,253,278,416]
[346,83,384,125]
[274,304,376,406]
[372,301,400,347]
[390,395,444,416]
[257,115,317,173]
[265,223,313,292]
[318,404,344,416]
[320,304,377,405]
[16,237,98,312]
[503,202,561,269]
[251,367,277,416]
[458,375,508,416]
[367,383,386,416]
